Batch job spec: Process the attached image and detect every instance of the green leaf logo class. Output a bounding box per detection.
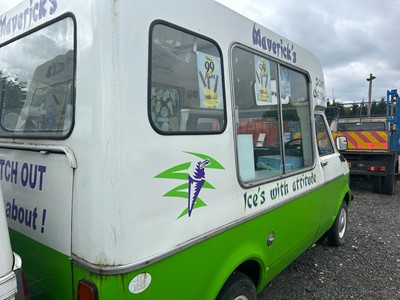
[154,152,224,218]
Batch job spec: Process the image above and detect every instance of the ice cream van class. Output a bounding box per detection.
[0,0,351,299]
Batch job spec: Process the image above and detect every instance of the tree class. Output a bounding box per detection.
[376,97,387,116]
[0,70,27,110]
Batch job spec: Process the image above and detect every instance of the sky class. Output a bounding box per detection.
[1,0,400,103]
[216,0,400,103]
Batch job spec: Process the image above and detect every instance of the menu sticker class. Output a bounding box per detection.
[254,56,272,105]
[197,52,223,109]
[280,67,291,104]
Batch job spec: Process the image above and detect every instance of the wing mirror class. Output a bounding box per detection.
[336,136,348,151]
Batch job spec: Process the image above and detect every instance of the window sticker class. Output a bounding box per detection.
[197,52,223,109]
[254,56,272,105]
[280,66,291,104]
[150,84,181,132]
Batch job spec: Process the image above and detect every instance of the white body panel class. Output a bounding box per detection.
[0,271,17,300]
[0,149,73,255]
[0,191,18,299]
[0,196,13,277]
[0,0,334,269]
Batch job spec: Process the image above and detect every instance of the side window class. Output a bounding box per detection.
[315,114,335,155]
[149,23,225,134]
[0,17,75,138]
[282,69,313,172]
[232,47,313,184]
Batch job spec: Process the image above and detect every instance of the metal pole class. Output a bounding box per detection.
[366,73,376,116]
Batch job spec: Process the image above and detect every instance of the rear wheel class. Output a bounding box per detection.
[216,271,257,300]
[382,174,396,195]
[327,201,348,246]
[372,176,382,194]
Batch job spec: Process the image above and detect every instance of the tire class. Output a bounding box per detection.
[382,174,396,195]
[372,176,382,194]
[327,201,348,247]
[216,271,257,300]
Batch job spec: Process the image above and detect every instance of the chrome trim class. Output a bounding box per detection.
[0,271,17,299]
[71,175,348,275]
[0,142,77,168]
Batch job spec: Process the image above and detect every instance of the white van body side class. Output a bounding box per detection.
[0,195,17,300]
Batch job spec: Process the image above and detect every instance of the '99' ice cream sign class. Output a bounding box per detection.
[197,52,223,110]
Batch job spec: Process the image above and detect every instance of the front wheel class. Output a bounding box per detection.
[216,271,257,300]
[327,201,348,247]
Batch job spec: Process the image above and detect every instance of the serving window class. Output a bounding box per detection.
[232,46,313,184]
[149,22,226,134]
[0,17,75,138]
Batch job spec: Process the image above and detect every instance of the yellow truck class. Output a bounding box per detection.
[328,89,399,194]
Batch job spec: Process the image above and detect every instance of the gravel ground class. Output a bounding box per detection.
[259,176,400,300]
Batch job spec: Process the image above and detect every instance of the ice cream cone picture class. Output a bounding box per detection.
[199,71,220,109]
[255,57,271,104]
[187,159,210,217]
[256,71,269,101]
[154,151,225,219]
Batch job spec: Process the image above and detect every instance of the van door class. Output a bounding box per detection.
[0,147,74,299]
[314,113,345,234]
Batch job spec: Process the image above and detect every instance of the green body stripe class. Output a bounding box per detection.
[10,178,350,299]
[9,230,72,300]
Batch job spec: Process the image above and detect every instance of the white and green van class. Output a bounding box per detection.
[0,0,351,299]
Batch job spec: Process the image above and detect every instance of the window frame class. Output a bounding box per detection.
[315,113,335,157]
[231,44,315,187]
[148,20,227,135]
[0,13,77,140]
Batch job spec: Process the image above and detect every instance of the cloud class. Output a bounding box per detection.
[218,0,400,103]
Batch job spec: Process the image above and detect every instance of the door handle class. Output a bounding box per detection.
[321,161,329,167]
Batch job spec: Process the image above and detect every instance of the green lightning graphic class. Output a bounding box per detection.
[154,152,224,218]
